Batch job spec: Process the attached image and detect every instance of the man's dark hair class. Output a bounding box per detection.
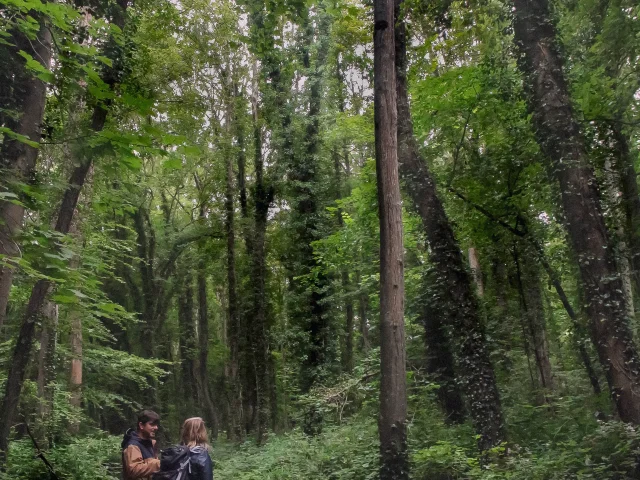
[137,410,160,428]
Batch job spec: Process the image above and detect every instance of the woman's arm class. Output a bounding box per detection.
[203,452,214,480]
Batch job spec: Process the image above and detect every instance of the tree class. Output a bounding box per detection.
[373,0,408,476]
[394,0,504,448]
[512,0,640,423]
[0,16,52,326]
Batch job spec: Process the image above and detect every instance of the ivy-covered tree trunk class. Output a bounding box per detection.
[291,13,332,390]
[0,20,52,327]
[374,0,408,476]
[248,86,273,444]
[394,0,504,449]
[224,135,243,441]
[512,0,640,423]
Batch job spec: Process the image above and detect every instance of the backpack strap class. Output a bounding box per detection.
[174,457,191,480]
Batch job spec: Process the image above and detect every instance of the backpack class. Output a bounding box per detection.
[152,445,191,480]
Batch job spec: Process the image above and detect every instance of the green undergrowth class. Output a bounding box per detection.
[3,396,639,479]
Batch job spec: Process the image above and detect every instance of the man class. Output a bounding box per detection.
[121,410,161,480]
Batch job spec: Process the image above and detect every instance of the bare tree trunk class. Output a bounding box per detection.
[468,248,484,297]
[69,306,82,434]
[0,21,52,327]
[512,0,640,423]
[374,0,408,476]
[394,0,504,449]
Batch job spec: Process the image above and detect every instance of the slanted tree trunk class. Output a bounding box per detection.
[512,0,640,423]
[374,0,408,477]
[0,1,129,461]
[0,20,52,327]
[420,286,465,423]
[394,0,504,449]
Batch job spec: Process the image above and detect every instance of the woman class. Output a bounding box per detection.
[181,417,214,480]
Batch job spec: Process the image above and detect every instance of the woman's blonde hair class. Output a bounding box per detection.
[181,417,209,448]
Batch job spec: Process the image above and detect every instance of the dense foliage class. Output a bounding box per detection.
[1,0,640,477]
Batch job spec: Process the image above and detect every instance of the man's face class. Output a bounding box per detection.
[138,421,158,440]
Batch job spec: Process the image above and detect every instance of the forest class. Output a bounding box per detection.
[1,0,640,477]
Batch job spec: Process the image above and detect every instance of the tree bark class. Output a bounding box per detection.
[420,290,465,422]
[0,20,52,327]
[394,0,504,449]
[374,0,408,477]
[512,0,640,423]
[468,247,484,297]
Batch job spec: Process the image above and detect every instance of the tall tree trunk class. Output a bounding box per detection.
[374,0,408,477]
[291,13,331,390]
[468,247,484,297]
[0,1,129,461]
[197,265,218,439]
[394,0,504,449]
[0,21,52,327]
[249,89,273,445]
[224,142,243,441]
[69,306,82,434]
[609,123,640,298]
[512,0,640,422]
[356,270,370,351]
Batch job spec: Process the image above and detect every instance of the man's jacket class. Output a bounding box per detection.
[121,429,161,480]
